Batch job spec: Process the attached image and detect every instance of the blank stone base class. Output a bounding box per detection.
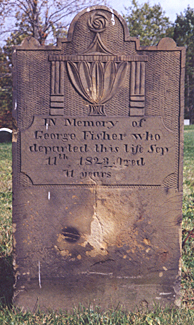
[13,273,180,312]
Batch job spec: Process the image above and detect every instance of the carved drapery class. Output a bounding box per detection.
[66,60,128,115]
[49,12,148,116]
[49,56,147,116]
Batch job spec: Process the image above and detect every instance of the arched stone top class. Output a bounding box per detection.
[57,6,184,53]
[157,37,177,50]
[21,36,41,48]
[58,6,138,45]
[15,7,185,54]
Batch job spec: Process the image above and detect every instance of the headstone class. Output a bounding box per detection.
[0,128,12,143]
[184,119,190,125]
[12,6,185,311]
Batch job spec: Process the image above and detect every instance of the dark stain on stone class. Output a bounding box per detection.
[62,227,80,243]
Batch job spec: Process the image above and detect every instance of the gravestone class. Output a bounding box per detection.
[0,128,12,143]
[12,6,185,311]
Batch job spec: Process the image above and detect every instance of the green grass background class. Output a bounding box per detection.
[0,126,194,324]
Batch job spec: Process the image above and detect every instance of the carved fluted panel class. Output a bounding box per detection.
[130,61,145,116]
[50,61,65,115]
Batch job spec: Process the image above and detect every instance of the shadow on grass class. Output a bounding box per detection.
[0,255,14,307]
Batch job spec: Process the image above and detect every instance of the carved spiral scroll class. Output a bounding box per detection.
[88,12,108,33]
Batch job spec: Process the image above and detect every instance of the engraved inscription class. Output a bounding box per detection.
[21,116,176,186]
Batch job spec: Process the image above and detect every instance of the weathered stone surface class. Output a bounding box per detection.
[12,6,185,311]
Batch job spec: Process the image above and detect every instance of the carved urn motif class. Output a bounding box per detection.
[67,60,128,116]
[49,11,147,116]
[66,12,128,116]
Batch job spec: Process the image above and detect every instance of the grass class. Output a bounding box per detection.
[0,126,194,323]
[0,143,12,257]
[0,143,14,308]
[182,125,194,309]
[0,306,194,324]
